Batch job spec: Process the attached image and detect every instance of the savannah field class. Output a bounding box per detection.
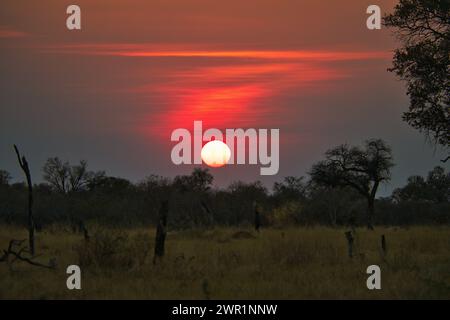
[0,225,449,300]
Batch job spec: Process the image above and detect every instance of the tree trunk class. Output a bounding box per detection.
[254,204,261,233]
[14,145,35,256]
[153,200,168,264]
[381,234,387,256]
[344,231,354,258]
[367,197,375,230]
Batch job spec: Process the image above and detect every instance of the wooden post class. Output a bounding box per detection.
[344,231,354,258]
[79,220,89,241]
[381,234,387,256]
[153,200,168,264]
[13,145,35,256]
[202,279,211,300]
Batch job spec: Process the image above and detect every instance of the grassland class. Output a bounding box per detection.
[0,225,449,299]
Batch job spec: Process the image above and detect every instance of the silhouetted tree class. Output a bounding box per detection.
[226,181,268,225]
[3,154,450,228]
[273,176,306,203]
[89,176,132,194]
[0,170,11,186]
[310,139,394,229]
[392,175,428,202]
[43,157,104,193]
[173,168,213,192]
[42,157,69,193]
[427,166,450,202]
[384,0,449,154]
[254,202,261,232]
[153,200,168,264]
[393,166,449,203]
[139,175,171,193]
[13,145,35,256]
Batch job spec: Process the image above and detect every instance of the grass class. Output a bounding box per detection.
[0,225,449,299]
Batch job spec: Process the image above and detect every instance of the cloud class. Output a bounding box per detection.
[109,44,389,139]
[32,41,394,145]
[43,43,391,61]
[0,26,27,38]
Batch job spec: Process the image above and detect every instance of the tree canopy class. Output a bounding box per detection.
[42,157,104,193]
[309,139,394,229]
[384,0,449,152]
[393,166,450,203]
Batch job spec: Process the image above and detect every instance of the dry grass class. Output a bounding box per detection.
[0,225,449,299]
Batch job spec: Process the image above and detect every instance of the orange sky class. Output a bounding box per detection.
[0,0,446,193]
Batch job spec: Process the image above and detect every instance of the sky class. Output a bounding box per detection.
[0,0,447,195]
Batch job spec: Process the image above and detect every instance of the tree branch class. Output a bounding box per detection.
[0,239,55,269]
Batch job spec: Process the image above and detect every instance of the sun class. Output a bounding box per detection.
[201,140,231,168]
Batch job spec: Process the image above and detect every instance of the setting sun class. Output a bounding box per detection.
[201,140,231,168]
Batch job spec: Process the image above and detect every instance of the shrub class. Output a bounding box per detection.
[269,201,303,227]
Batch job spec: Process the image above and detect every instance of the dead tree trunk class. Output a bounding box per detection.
[0,239,55,269]
[13,145,35,256]
[254,202,261,233]
[381,234,387,256]
[153,200,168,264]
[79,220,89,241]
[344,231,354,258]
[200,200,214,226]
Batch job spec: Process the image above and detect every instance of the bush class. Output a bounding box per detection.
[269,201,303,227]
[74,229,152,270]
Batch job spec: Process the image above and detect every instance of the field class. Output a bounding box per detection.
[1,226,449,299]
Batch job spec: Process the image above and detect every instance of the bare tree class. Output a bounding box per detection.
[310,139,394,230]
[0,170,11,185]
[13,145,35,256]
[42,157,69,193]
[43,157,103,193]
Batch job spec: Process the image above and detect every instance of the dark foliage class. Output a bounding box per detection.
[309,139,394,229]
[384,0,450,149]
[0,157,449,230]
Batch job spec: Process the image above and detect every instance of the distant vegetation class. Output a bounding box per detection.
[1,139,448,231]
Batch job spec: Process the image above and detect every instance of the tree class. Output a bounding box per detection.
[273,176,306,203]
[306,184,364,226]
[13,145,35,256]
[153,200,168,264]
[0,170,11,186]
[43,157,103,193]
[427,166,450,202]
[173,168,213,192]
[88,176,131,194]
[309,139,394,229]
[42,157,70,193]
[392,175,429,202]
[139,175,171,193]
[393,166,449,203]
[384,0,449,155]
[226,181,268,225]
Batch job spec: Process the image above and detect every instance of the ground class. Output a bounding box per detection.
[0,226,449,299]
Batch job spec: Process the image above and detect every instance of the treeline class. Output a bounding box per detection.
[0,164,448,229]
[0,140,449,229]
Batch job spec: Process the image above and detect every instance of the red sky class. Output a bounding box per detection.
[0,0,446,193]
